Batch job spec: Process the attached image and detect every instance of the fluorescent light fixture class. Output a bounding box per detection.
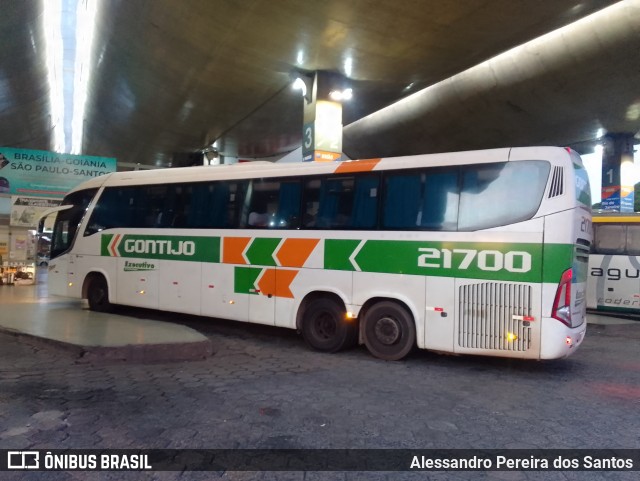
[626,101,640,121]
[344,56,353,77]
[71,0,99,154]
[292,77,307,97]
[43,0,65,152]
[329,88,353,101]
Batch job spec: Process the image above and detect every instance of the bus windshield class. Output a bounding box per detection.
[51,189,98,259]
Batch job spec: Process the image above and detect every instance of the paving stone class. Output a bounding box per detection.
[1,316,639,480]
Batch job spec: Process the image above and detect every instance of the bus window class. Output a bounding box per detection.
[243,178,301,229]
[305,175,378,229]
[141,185,170,227]
[383,173,422,228]
[187,181,243,229]
[86,187,137,234]
[382,168,458,230]
[458,161,549,231]
[302,179,320,227]
[594,224,626,254]
[626,225,640,256]
[351,176,378,228]
[52,188,98,256]
[419,169,459,230]
[276,181,301,228]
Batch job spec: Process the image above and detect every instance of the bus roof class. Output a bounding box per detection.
[66,146,574,194]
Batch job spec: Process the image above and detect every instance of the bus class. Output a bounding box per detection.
[587,213,640,314]
[40,146,591,361]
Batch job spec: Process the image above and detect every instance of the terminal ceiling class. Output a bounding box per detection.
[0,0,639,167]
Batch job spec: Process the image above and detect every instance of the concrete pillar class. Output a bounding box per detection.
[601,133,635,212]
[301,71,346,162]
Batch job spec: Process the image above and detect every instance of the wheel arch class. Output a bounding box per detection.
[82,270,111,300]
[295,290,348,331]
[358,296,418,343]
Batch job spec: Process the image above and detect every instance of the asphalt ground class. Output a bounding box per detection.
[1,305,639,481]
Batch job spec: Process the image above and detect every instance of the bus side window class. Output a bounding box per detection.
[458,161,549,231]
[315,177,355,229]
[141,185,171,228]
[351,176,378,228]
[626,225,640,255]
[244,179,281,228]
[85,187,132,235]
[383,173,422,229]
[594,224,626,254]
[302,179,320,228]
[169,184,188,228]
[420,169,459,230]
[279,181,301,228]
[228,181,246,228]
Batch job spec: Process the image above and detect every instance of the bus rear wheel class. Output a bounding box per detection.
[87,275,113,313]
[363,301,415,361]
[302,297,357,353]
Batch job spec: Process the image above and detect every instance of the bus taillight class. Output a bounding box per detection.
[552,268,572,327]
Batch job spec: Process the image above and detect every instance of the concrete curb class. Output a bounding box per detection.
[0,327,214,363]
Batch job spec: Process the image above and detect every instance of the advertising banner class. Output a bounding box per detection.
[10,233,27,261]
[10,196,62,228]
[0,148,116,199]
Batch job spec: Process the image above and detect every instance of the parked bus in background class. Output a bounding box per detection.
[588,213,640,314]
[40,147,591,361]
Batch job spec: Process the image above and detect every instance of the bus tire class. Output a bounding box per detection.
[362,301,415,361]
[87,275,113,313]
[302,297,357,353]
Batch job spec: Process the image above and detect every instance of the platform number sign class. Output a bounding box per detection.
[302,122,315,162]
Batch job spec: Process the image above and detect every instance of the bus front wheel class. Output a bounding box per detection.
[302,297,357,353]
[363,301,415,361]
[87,275,113,313]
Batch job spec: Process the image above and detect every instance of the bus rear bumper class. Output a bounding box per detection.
[539,317,587,359]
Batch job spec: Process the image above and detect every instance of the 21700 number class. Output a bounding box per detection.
[417,248,532,273]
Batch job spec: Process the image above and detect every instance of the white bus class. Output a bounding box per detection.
[41,146,591,360]
[587,213,640,314]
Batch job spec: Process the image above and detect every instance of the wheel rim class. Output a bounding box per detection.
[374,316,402,345]
[313,311,337,340]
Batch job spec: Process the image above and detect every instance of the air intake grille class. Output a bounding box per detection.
[459,283,533,351]
[575,238,591,262]
[548,166,564,198]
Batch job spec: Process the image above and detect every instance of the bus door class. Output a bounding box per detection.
[38,206,73,297]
